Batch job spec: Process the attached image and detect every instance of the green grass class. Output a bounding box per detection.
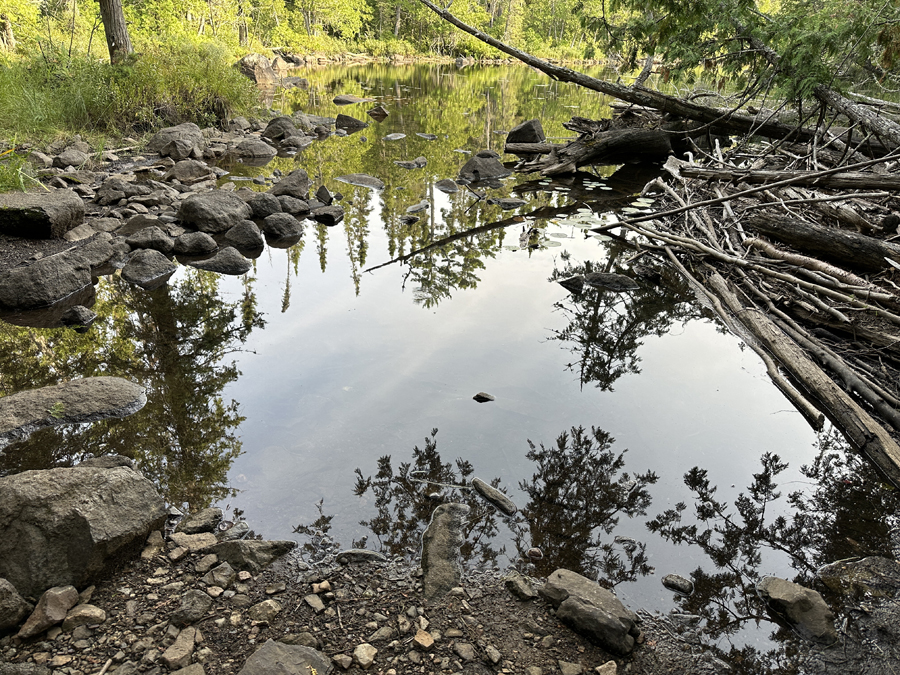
[0,40,260,141]
[0,146,40,192]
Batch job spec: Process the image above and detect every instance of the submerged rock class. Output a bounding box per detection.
[435,178,459,194]
[121,249,177,290]
[335,174,385,190]
[661,574,694,596]
[336,114,369,131]
[178,192,253,234]
[0,377,146,450]
[187,247,252,275]
[268,168,310,200]
[757,576,837,644]
[471,478,517,516]
[421,503,470,600]
[458,154,511,182]
[582,272,640,292]
[507,119,546,145]
[333,94,375,105]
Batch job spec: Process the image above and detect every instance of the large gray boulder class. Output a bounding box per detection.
[0,377,146,450]
[222,221,264,250]
[238,639,332,675]
[262,213,303,239]
[0,464,166,599]
[0,234,113,312]
[506,119,546,145]
[757,576,837,644]
[539,569,639,655]
[125,226,175,255]
[178,192,253,234]
[267,169,310,200]
[421,503,470,601]
[146,123,204,155]
[237,54,278,84]
[228,139,277,161]
[0,189,85,239]
[262,117,299,142]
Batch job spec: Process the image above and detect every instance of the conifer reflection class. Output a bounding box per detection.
[0,270,265,511]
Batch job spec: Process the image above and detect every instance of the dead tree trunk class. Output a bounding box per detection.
[746,213,900,272]
[679,165,900,190]
[98,0,133,63]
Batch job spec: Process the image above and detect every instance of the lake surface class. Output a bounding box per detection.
[3,64,899,670]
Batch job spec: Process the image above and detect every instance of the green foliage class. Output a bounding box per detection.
[0,42,258,137]
[0,146,38,192]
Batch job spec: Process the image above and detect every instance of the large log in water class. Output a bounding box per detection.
[680,165,900,191]
[510,129,672,175]
[745,214,900,272]
[707,273,900,487]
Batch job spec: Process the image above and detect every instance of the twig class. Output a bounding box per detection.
[94,659,113,675]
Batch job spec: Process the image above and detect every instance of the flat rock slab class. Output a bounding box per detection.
[335,174,385,190]
[209,540,297,573]
[0,377,146,450]
[237,639,332,675]
[421,503,470,601]
[757,576,838,644]
[0,190,85,239]
[471,477,517,515]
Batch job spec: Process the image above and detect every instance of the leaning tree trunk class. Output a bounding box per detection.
[98,0,133,63]
[0,14,15,52]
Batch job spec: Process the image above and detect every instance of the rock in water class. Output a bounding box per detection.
[756,576,838,644]
[471,477,517,516]
[582,272,640,292]
[661,574,694,596]
[335,174,385,190]
[0,377,146,450]
[472,392,495,402]
[0,464,166,598]
[187,247,252,275]
[237,639,333,675]
[421,503,470,600]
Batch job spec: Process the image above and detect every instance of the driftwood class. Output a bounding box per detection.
[509,128,672,174]
[679,165,900,190]
[708,273,900,486]
[745,213,900,272]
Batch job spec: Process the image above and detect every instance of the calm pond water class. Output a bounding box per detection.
[3,64,899,669]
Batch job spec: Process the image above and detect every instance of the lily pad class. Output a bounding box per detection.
[541,240,562,247]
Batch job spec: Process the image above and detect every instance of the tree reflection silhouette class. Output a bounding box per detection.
[548,254,698,390]
[647,427,900,672]
[0,270,265,512]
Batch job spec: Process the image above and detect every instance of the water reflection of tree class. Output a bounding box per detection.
[548,253,698,390]
[352,429,506,568]
[647,427,900,672]
[0,270,265,511]
[512,425,658,587]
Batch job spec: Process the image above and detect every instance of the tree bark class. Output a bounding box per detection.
[745,213,900,272]
[0,14,15,52]
[512,128,672,174]
[679,165,900,191]
[98,0,133,63]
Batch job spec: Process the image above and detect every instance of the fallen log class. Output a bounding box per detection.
[513,129,672,174]
[707,272,900,487]
[679,165,900,191]
[744,213,900,272]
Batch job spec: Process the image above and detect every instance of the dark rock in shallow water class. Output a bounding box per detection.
[333,94,374,105]
[507,119,546,145]
[416,133,438,141]
[0,461,164,599]
[262,116,298,142]
[315,185,333,205]
[367,105,388,121]
[406,200,429,214]
[435,179,459,194]
[126,225,175,255]
[757,576,837,645]
[0,189,84,239]
[819,556,900,597]
[421,503,470,600]
[173,231,217,256]
[335,114,368,131]
[60,305,96,332]
[471,477,517,516]
[399,215,419,225]
[458,154,511,182]
[312,205,344,226]
[237,640,333,675]
[383,133,406,141]
[187,247,252,275]
[244,192,282,219]
[335,174,385,190]
[277,195,310,216]
[473,392,494,402]
[262,213,303,239]
[582,272,640,292]
[121,249,177,290]
[178,192,253,234]
[222,221,264,251]
[267,168,310,200]
[661,574,694,596]
[497,198,526,210]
